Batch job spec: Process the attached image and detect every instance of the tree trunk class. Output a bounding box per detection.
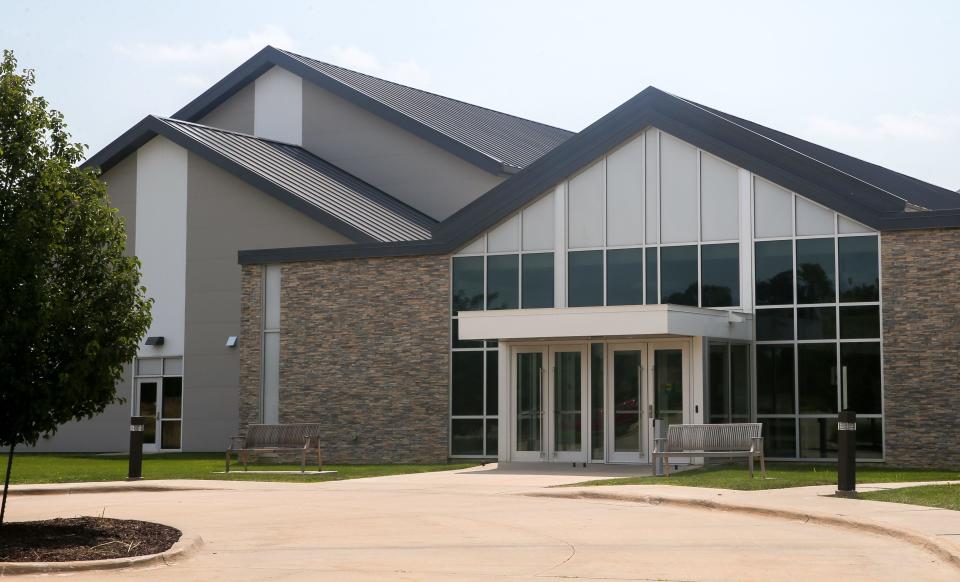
[0,442,14,527]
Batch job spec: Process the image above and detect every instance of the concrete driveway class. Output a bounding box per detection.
[6,464,957,581]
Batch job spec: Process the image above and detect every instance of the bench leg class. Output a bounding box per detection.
[748,453,754,478]
[759,452,766,479]
[664,454,671,477]
[317,448,323,472]
[225,450,231,474]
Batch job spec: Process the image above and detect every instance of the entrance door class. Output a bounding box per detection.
[649,343,688,456]
[549,346,588,462]
[134,377,183,452]
[607,345,647,463]
[511,345,589,462]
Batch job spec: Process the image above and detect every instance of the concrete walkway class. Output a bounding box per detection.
[5,465,959,581]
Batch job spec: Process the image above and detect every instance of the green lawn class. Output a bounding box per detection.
[569,463,960,491]
[860,484,960,511]
[2,453,477,485]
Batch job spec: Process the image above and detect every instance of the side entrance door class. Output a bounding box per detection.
[511,345,589,463]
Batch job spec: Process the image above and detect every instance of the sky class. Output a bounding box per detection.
[4,0,959,190]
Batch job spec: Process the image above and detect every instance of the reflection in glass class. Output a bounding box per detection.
[452,351,483,415]
[799,417,837,459]
[452,256,484,312]
[797,344,837,413]
[160,420,181,450]
[162,377,182,418]
[138,382,158,445]
[708,343,729,423]
[796,238,835,304]
[645,247,658,304]
[554,352,582,452]
[756,308,793,341]
[701,243,739,307]
[654,349,684,428]
[760,418,796,458]
[839,236,879,302]
[839,306,880,339]
[613,351,642,453]
[841,342,882,414]
[590,344,604,460]
[797,307,836,340]
[568,251,603,307]
[521,253,554,308]
[516,352,542,452]
[486,254,519,310]
[756,345,795,414]
[485,419,498,456]
[660,246,698,306]
[856,418,883,459]
[730,344,750,422]
[606,248,644,306]
[451,419,484,455]
[755,240,793,305]
[485,351,498,415]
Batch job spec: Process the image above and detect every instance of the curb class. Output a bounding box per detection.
[8,484,213,497]
[524,489,960,571]
[0,532,203,576]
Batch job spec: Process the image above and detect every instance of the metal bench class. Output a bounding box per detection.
[653,423,765,478]
[226,423,323,473]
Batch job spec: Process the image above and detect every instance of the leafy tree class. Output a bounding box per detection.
[0,50,152,526]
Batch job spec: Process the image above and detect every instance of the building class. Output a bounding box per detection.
[49,46,959,469]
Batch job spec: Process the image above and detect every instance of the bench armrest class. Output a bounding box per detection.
[653,437,668,454]
[749,436,764,453]
[303,435,320,449]
[227,435,246,451]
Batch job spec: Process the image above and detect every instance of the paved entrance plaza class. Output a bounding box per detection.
[7,465,959,581]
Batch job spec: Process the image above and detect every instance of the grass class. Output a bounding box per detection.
[569,463,960,491]
[860,484,960,511]
[2,453,478,485]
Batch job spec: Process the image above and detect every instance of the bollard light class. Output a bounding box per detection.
[129,416,145,480]
[836,410,856,497]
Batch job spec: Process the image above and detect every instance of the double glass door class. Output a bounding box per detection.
[512,341,687,464]
[513,346,589,462]
[134,377,183,451]
[607,343,686,463]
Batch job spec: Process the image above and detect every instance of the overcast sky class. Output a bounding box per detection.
[5,0,959,189]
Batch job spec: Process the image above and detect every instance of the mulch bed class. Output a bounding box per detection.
[0,517,181,562]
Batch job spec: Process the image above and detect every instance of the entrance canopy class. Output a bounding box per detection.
[457,304,753,341]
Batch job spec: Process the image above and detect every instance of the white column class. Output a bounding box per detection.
[254,66,303,145]
[554,183,567,308]
[738,168,754,311]
[497,341,510,463]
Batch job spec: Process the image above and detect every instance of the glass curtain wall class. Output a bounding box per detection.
[753,183,882,460]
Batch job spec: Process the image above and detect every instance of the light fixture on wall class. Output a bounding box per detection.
[145,336,165,346]
[226,336,238,348]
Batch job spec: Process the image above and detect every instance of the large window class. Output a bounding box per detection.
[754,229,882,460]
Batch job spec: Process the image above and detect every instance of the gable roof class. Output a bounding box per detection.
[239,86,960,264]
[172,46,573,175]
[84,117,435,243]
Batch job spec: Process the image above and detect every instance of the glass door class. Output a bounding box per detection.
[649,343,688,454]
[135,378,159,452]
[607,345,646,463]
[549,346,588,462]
[513,348,545,461]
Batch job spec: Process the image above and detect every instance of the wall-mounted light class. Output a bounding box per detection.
[226,336,238,348]
[145,336,165,346]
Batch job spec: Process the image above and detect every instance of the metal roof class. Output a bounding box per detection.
[277,49,573,172]
[85,116,435,244]
[239,86,960,264]
[172,46,573,176]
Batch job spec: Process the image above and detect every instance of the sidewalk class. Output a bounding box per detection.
[529,479,960,567]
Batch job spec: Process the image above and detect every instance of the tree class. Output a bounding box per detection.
[0,50,152,526]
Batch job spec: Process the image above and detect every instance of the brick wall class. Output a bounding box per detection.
[882,228,960,468]
[239,255,450,464]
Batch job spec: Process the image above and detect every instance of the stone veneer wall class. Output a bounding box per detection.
[239,255,450,464]
[882,228,960,468]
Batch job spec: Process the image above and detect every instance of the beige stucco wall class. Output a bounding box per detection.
[198,83,255,134]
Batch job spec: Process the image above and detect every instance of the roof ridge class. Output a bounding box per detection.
[276,47,574,136]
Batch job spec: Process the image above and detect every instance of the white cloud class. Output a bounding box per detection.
[112,25,294,65]
[804,112,960,143]
[323,45,430,88]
